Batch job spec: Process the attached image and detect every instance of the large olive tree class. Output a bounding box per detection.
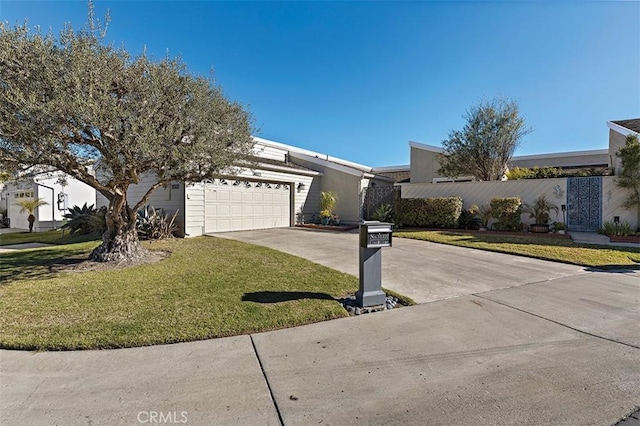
[0,10,254,262]
[438,97,532,181]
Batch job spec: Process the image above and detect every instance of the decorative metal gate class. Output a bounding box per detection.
[567,176,602,232]
[361,186,401,220]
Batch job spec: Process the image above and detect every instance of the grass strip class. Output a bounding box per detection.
[394,230,640,269]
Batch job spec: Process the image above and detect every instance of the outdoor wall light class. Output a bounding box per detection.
[614,216,620,223]
[561,204,566,212]
[297,182,306,192]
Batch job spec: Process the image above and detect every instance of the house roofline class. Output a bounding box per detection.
[371,164,410,173]
[607,121,640,137]
[253,136,373,173]
[289,152,372,178]
[512,149,608,162]
[255,162,322,177]
[409,141,445,153]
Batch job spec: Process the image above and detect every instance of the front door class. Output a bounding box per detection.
[567,176,602,232]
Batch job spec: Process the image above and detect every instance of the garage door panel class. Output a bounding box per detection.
[204,179,290,233]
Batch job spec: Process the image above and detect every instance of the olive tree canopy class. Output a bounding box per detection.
[0,11,254,261]
[438,97,532,181]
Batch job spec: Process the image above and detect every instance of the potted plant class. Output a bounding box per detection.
[523,195,559,233]
[15,197,49,233]
[319,191,338,226]
[319,209,332,225]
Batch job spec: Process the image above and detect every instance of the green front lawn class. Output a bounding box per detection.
[395,230,640,269]
[0,229,99,246]
[0,237,364,351]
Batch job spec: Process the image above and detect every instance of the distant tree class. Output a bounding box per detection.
[0,4,254,261]
[16,198,48,233]
[616,134,640,231]
[438,97,532,181]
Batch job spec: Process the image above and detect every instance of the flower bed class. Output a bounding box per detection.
[609,235,640,244]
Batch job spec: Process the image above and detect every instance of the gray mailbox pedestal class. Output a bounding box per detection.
[356,221,392,307]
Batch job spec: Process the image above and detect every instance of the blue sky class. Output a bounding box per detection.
[1,1,638,167]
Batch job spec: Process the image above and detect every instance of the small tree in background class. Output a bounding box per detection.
[0,3,254,261]
[16,198,49,232]
[616,134,640,231]
[439,97,532,181]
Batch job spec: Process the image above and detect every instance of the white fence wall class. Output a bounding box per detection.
[603,176,638,230]
[400,176,639,230]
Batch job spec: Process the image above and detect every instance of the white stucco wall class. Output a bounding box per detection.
[603,176,639,230]
[2,171,96,231]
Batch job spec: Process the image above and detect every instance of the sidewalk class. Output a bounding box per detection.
[1,269,639,425]
[569,231,639,248]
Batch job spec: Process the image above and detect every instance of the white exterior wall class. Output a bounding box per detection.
[603,176,639,230]
[96,174,186,235]
[2,172,96,231]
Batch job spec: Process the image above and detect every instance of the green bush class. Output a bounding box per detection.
[395,197,462,228]
[600,221,633,237]
[458,205,481,230]
[507,166,610,180]
[61,203,106,235]
[136,205,179,240]
[490,197,522,231]
[505,167,533,180]
[372,203,394,222]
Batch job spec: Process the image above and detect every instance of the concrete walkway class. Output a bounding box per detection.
[0,242,53,253]
[570,231,640,248]
[1,228,639,425]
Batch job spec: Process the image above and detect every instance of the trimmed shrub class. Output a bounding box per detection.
[490,197,522,231]
[395,197,463,228]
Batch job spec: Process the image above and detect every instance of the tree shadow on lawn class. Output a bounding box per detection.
[242,291,337,304]
[0,247,89,284]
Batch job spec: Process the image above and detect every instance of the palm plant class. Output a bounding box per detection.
[319,191,338,224]
[15,197,48,232]
[523,195,559,232]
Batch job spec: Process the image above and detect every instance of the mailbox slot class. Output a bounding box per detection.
[359,222,393,248]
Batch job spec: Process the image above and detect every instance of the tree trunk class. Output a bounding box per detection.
[89,192,147,263]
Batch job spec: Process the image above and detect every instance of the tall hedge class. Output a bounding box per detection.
[395,197,463,228]
[490,197,522,231]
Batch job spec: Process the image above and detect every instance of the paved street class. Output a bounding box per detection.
[1,228,639,425]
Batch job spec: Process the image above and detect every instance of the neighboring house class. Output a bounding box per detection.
[405,142,610,185]
[95,137,394,237]
[0,170,96,231]
[608,118,640,175]
[396,118,640,231]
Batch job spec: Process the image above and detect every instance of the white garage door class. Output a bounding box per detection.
[204,179,291,233]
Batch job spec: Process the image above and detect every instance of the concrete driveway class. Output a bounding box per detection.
[213,227,587,303]
[2,227,639,425]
